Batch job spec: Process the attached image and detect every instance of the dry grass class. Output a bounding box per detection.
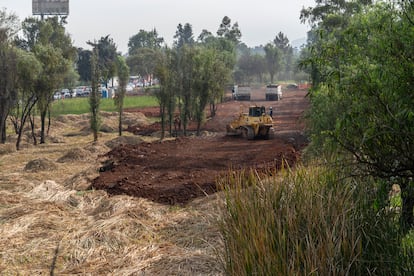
[0,112,224,275]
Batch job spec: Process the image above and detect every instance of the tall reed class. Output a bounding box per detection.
[218,164,411,275]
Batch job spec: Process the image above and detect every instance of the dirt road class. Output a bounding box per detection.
[92,88,309,205]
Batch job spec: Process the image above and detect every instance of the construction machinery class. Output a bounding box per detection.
[265,84,282,101]
[226,105,273,140]
[232,85,251,101]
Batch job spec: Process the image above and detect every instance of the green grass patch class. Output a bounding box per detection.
[50,95,158,116]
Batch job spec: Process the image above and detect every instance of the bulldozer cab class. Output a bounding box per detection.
[249,106,266,117]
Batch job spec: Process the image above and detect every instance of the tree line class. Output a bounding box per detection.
[300,0,414,233]
[0,11,303,149]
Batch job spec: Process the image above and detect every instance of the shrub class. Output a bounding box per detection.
[218,165,412,275]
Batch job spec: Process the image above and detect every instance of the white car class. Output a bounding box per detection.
[53,92,62,100]
[126,84,134,92]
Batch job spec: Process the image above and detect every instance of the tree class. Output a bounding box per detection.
[0,8,19,143]
[172,23,196,135]
[154,48,177,139]
[0,30,18,143]
[34,43,70,144]
[114,55,129,136]
[273,32,294,80]
[62,64,79,91]
[174,23,195,48]
[128,28,164,55]
[264,43,281,83]
[217,16,242,44]
[126,47,160,83]
[89,48,101,142]
[76,48,92,82]
[18,16,76,144]
[300,0,372,29]
[127,29,164,85]
[12,49,42,150]
[0,8,19,39]
[87,35,117,88]
[302,1,414,231]
[177,45,196,136]
[194,46,231,134]
[197,29,213,43]
[198,32,236,117]
[237,52,266,84]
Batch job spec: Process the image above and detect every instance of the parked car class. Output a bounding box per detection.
[286,83,298,89]
[53,92,62,100]
[126,84,134,92]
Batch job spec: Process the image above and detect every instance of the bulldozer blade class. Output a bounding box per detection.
[226,125,242,136]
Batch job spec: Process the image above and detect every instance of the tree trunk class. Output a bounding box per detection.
[10,115,19,135]
[270,73,274,84]
[15,97,37,150]
[29,113,37,146]
[168,112,173,137]
[0,102,9,144]
[159,105,165,140]
[210,102,217,118]
[93,128,98,142]
[40,109,47,144]
[47,108,51,135]
[118,109,123,137]
[1,122,5,144]
[196,121,201,136]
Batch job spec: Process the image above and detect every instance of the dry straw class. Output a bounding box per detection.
[0,112,223,275]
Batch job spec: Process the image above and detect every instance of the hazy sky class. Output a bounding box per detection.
[1,0,315,54]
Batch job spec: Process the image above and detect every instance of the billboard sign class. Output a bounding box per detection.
[32,0,69,16]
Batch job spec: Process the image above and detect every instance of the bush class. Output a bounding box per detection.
[218,165,412,275]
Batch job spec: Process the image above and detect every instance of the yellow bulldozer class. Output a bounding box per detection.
[226,105,273,140]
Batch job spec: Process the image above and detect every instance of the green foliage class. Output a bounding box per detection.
[156,29,235,137]
[114,55,130,136]
[192,47,217,134]
[87,35,117,86]
[154,48,177,139]
[0,28,18,143]
[236,52,266,84]
[174,23,195,48]
[76,48,92,82]
[126,29,163,82]
[128,28,164,55]
[34,44,69,109]
[126,47,161,78]
[264,43,282,83]
[235,32,297,84]
[302,1,414,228]
[12,48,42,150]
[219,165,412,275]
[0,8,19,40]
[17,16,76,144]
[216,16,242,44]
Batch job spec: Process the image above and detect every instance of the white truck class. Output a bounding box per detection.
[265,84,282,101]
[232,85,251,101]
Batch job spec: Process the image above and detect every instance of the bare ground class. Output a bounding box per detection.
[0,87,308,274]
